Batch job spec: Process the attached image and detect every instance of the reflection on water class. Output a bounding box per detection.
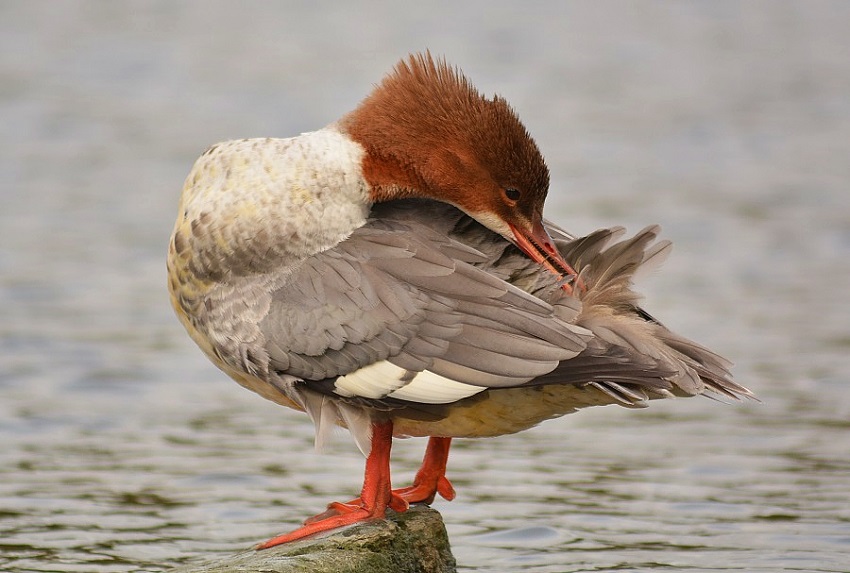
[2,3,849,572]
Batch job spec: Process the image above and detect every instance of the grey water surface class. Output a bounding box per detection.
[2,2,849,572]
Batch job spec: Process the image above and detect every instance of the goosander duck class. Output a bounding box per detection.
[167,52,753,548]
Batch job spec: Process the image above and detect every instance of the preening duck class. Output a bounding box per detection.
[167,52,754,548]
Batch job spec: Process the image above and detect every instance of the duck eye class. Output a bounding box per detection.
[504,188,521,201]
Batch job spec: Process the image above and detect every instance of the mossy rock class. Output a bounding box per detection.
[169,505,456,573]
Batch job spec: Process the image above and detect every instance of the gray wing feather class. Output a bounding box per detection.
[537,225,754,404]
[259,201,751,417]
[446,215,751,405]
[258,211,590,401]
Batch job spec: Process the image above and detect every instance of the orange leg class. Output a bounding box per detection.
[303,436,455,527]
[256,420,406,549]
[394,437,455,504]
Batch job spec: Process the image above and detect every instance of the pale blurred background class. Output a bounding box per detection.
[1,2,848,572]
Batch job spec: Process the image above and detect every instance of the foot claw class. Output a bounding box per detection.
[392,474,456,505]
[257,508,377,549]
[388,493,409,513]
[256,430,456,550]
[437,475,456,501]
[302,501,358,525]
[301,491,407,527]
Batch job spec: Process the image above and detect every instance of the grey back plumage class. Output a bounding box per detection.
[253,200,752,414]
[188,198,753,452]
[259,202,590,389]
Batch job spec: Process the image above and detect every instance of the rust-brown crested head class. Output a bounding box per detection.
[340,52,550,235]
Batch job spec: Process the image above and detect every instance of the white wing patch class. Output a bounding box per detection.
[333,360,486,404]
[387,371,486,403]
[334,361,410,399]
